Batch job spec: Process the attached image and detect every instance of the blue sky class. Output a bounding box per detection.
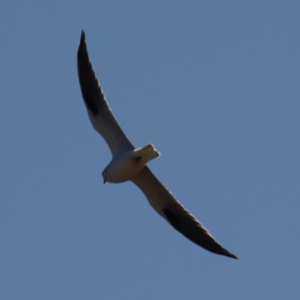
[1,1,300,299]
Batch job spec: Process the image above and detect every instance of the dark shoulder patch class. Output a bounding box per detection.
[163,208,180,227]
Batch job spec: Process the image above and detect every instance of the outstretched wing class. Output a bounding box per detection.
[77,31,134,156]
[131,167,238,259]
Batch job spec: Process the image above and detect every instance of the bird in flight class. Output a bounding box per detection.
[77,31,238,259]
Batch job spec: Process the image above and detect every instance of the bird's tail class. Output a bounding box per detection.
[131,144,160,166]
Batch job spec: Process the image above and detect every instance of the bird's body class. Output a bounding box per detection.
[102,144,160,183]
[77,31,238,259]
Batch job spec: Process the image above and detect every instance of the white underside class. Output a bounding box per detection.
[102,144,160,183]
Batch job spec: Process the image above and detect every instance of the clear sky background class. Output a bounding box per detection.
[1,1,300,299]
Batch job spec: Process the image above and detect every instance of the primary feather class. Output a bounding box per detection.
[78,31,134,156]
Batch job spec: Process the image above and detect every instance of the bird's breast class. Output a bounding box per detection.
[104,150,142,183]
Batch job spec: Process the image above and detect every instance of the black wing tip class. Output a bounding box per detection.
[80,30,86,43]
[77,30,101,116]
[162,207,239,260]
[78,30,87,57]
[223,251,239,260]
[77,29,90,84]
[204,244,239,260]
[209,244,239,259]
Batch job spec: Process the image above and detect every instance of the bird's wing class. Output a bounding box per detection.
[131,167,238,259]
[77,31,134,156]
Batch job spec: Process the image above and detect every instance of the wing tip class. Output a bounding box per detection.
[223,251,239,260]
[203,243,239,260]
[78,30,87,58]
[213,243,239,259]
[81,30,86,43]
[77,30,100,115]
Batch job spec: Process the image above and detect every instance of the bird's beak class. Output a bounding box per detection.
[103,179,106,184]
